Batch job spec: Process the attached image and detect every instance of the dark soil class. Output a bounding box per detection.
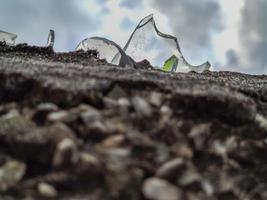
[0,43,267,199]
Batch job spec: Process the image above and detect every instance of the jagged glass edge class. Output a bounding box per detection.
[47,30,55,48]
[76,36,134,67]
[0,30,17,45]
[115,14,211,73]
[137,14,154,28]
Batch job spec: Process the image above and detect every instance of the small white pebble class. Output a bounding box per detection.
[47,111,69,122]
[118,98,131,107]
[38,182,58,198]
[143,177,181,200]
[149,92,163,107]
[53,138,79,167]
[160,105,172,116]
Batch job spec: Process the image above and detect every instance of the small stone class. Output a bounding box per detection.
[170,143,193,159]
[143,177,181,200]
[256,114,267,131]
[47,111,69,123]
[47,123,77,145]
[106,167,144,199]
[37,103,59,112]
[188,124,210,150]
[160,105,172,115]
[156,143,170,164]
[80,109,101,125]
[202,181,214,196]
[53,138,79,167]
[76,152,102,176]
[33,103,59,125]
[0,160,26,192]
[38,182,58,198]
[118,98,131,107]
[83,121,109,141]
[212,140,227,159]
[132,96,152,117]
[156,158,185,180]
[102,148,131,171]
[149,92,163,107]
[127,131,154,147]
[79,153,100,166]
[105,118,126,135]
[70,104,96,113]
[103,98,119,108]
[178,168,201,187]
[189,124,210,138]
[2,109,19,119]
[0,112,38,144]
[101,135,125,148]
[0,103,17,115]
[160,105,172,122]
[107,85,127,100]
[225,136,238,153]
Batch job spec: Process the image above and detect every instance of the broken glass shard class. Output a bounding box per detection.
[46,29,55,48]
[0,30,17,45]
[76,37,133,67]
[163,55,178,72]
[119,14,211,73]
[77,14,211,73]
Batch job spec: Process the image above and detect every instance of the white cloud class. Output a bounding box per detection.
[93,0,170,48]
[213,0,244,68]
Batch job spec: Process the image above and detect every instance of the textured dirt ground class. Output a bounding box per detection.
[0,43,267,199]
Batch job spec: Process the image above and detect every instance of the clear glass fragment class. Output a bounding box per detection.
[121,14,211,73]
[0,30,17,45]
[76,14,211,73]
[47,29,55,48]
[76,37,133,67]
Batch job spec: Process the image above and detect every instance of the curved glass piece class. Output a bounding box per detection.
[46,30,55,48]
[0,30,17,45]
[77,14,210,73]
[120,14,211,73]
[76,37,133,67]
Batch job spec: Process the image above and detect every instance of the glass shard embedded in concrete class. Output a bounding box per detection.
[163,55,178,72]
[0,31,17,45]
[121,14,211,73]
[47,30,55,48]
[76,14,211,73]
[76,37,133,67]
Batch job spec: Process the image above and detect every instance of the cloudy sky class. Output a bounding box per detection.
[0,0,266,74]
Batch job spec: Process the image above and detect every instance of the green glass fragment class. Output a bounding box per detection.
[163,55,178,72]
